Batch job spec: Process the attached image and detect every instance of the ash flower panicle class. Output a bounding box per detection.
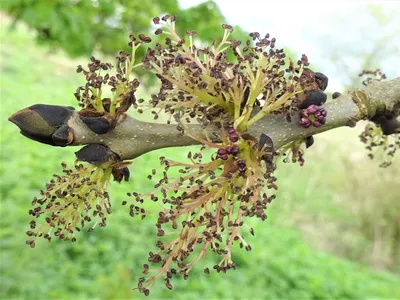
[74,42,142,117]
[142,15,308,132]
[130,123,277,294]
[359,68,387,86]
[358,69,399,167]
[279,139,306,166]
[359,121,399,168]
[26,162,113,248]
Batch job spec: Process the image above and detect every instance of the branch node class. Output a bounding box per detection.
[351,90,370,119]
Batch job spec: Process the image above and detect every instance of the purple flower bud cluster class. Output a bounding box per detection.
[299,105,327,128]
[217,145,240,160]
[216,128,241,160]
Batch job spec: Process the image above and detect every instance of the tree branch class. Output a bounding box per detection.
[9,77,400,160]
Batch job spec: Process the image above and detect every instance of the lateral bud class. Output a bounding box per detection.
[75,144,119,165]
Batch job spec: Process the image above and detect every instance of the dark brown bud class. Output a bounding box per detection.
[314,72,328,91]
[299,90,327,109]
[305,136,314,148]
[79,116,111,134]
[332,92,341,99]
[75,144,118,165]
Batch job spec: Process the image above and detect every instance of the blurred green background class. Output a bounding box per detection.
[1,1,399,299]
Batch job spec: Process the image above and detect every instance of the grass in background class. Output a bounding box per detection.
[1,15,399,299]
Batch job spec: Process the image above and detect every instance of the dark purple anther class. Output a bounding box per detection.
[217,148,227,156]
[299,156,305,166]
[299,105,327,129]
[237,160,246,166]
[306,105,319,114]
[237,159,247,172]
[228,128,236,134]
[313,120,321,127]
[229,133,239,142]
[319,109,327,117]
[225,146,232,154]
[230,145,240,156]
[299,118,312,128]
[217,148,229,160]
[314,107,327,118]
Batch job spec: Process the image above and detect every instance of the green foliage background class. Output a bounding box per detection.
[1,5,400,299]
[1,0,248,57]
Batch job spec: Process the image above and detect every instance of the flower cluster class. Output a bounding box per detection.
[141,15,308,132]
[24,41,144,247]
[74,43,142,117]
[359,121,399,168]
[359,69,387,86]
[217,145,240,160]
[277,139,307,166]
[26,162,113,248]
[129,123,277,294]
[216,128,240,160]
[299,105,327,128]
[358,69,399,167]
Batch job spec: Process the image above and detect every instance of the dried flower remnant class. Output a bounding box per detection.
[26,162,114,248]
